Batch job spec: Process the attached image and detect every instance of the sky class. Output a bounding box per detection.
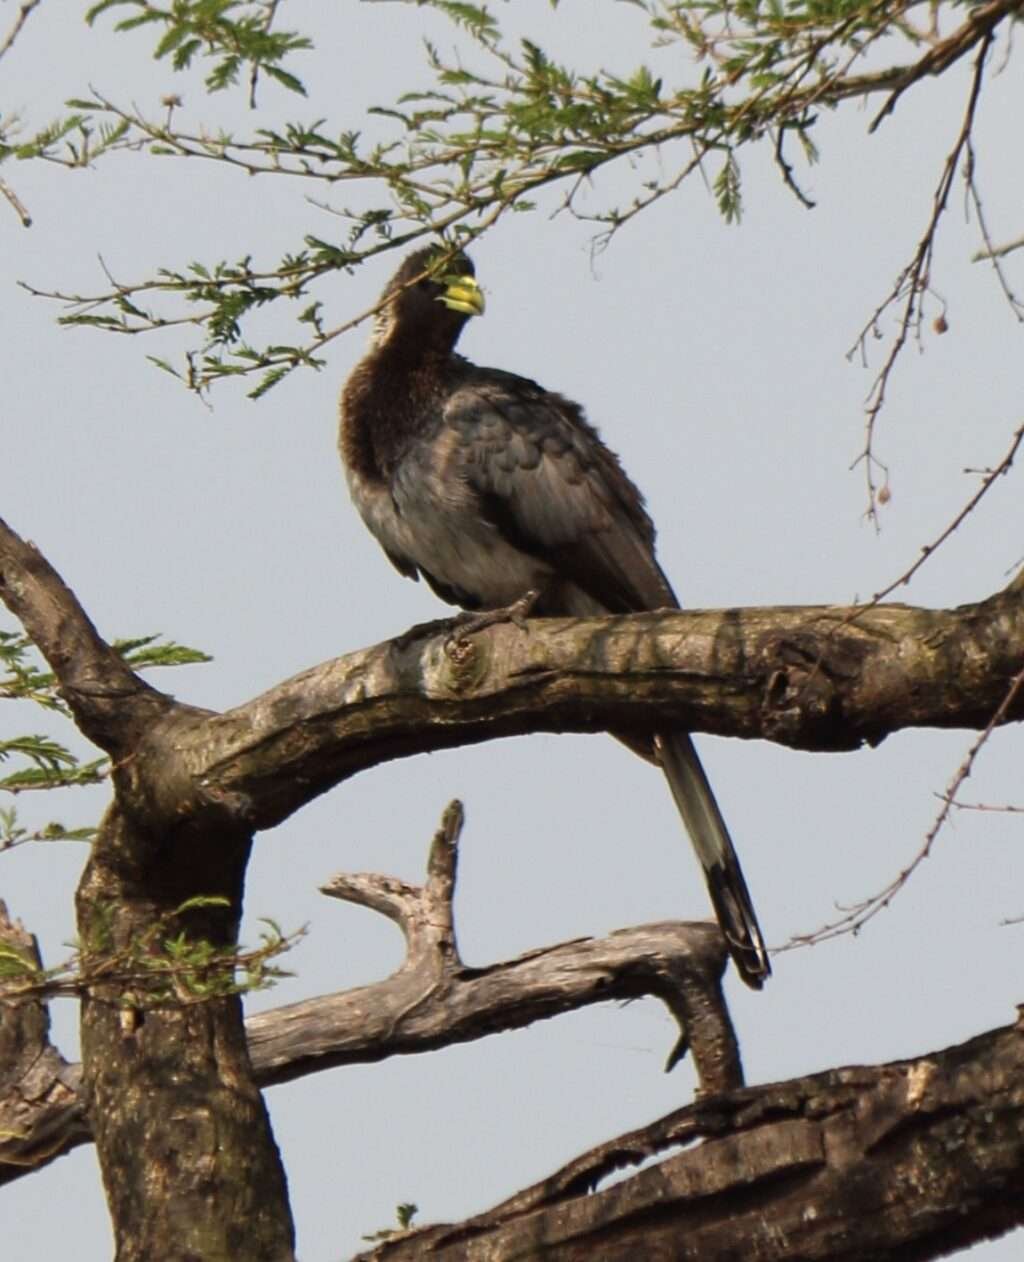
[2,3,1024,1259]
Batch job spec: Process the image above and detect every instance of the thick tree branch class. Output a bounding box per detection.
[4,517,1023,835]
[201,585,1024,829]
[0,516,172,751]
[9,917,1024,1259]
[4,522,1024,1253]
[360,1015,1024,1261]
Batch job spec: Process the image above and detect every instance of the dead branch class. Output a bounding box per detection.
[1,804,740,1185]
[253,802,740,1093]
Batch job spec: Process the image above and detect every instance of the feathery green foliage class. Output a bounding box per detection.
[6,0,1014,397]
[0,893,302,1002]
[1,628,209,831]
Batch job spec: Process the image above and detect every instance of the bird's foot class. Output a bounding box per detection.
[390,615,461,654]
[391,591,540,657]
[446,589,540,648]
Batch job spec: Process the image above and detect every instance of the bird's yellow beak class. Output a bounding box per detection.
[438,273,486,318]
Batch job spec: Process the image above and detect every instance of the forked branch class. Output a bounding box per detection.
[2,804,743,1186]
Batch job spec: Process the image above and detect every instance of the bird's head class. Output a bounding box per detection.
[370,246,485,351]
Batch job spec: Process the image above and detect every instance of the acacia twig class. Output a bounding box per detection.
[781,661,1024,952]
[0,0,41,62]
[848,30,995,524]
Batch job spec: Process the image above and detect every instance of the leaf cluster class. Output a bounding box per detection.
[362,1202,420,1244]
[0,894,302,1004]
[1,630,209,828]
[8,0,1008,395]
[85,0,311,95]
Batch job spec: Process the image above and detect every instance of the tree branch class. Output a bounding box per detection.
[202,585,1024,829]
[0,516,172,752]
[1,802,741,1185]
[361,1015,1024,1261]
[4,517,1024,833]
[8,915,1024,1259]
[253,801,741,1093]
[0,902,87,1174]
[5,516,1024,1253]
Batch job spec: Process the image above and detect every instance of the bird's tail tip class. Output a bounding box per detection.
[706,859,771,989]
[655,730,770,988]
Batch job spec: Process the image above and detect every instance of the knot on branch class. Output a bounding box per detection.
[759,631,865,750]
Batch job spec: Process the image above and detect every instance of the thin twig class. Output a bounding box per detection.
[940,797,1024,815]
[848,29,995,524]
[0,176,31,228]
[963,140,1024,321]
[864,421,1024,606]
[973,233,1024,263]
[0,0,40,62]
[780,662,1024,953]
[249,0,282,109]
[773,127,816,210]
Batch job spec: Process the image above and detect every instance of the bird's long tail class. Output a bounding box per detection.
[655,731,770,989]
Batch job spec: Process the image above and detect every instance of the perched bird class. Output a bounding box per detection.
[340,246,770,988]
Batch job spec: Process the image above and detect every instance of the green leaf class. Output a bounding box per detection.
[262,65,308,97]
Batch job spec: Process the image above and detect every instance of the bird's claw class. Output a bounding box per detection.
[445,589,540,648]
[390,615,460,654]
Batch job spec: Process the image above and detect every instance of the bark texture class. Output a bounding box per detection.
[76,808,295,1262]
[359,1016,1024,1261]
[0,903,86,1171]
[198,588,1024,829]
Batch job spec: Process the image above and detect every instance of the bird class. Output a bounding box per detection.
[339,245,770,988]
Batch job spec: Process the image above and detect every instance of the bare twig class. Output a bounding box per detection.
[973,233,1024,262]
[773,126,816,210]
[963,141,1024,321]
[848,30,995,524]
[781,662,1024,952]
[0,0,40,62]
[0,176,31,227]
[249,0,283,109]
[864,422,1024,606]
[941,798,1024,815]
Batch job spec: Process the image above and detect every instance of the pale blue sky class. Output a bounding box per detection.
[3,4,1023,1259]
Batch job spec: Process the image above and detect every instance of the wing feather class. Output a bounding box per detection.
[442,369,677,615]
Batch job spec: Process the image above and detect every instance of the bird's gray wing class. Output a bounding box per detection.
[442,370,677,616]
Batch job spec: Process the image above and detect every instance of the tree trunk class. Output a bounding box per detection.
[77,806,295,1262]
